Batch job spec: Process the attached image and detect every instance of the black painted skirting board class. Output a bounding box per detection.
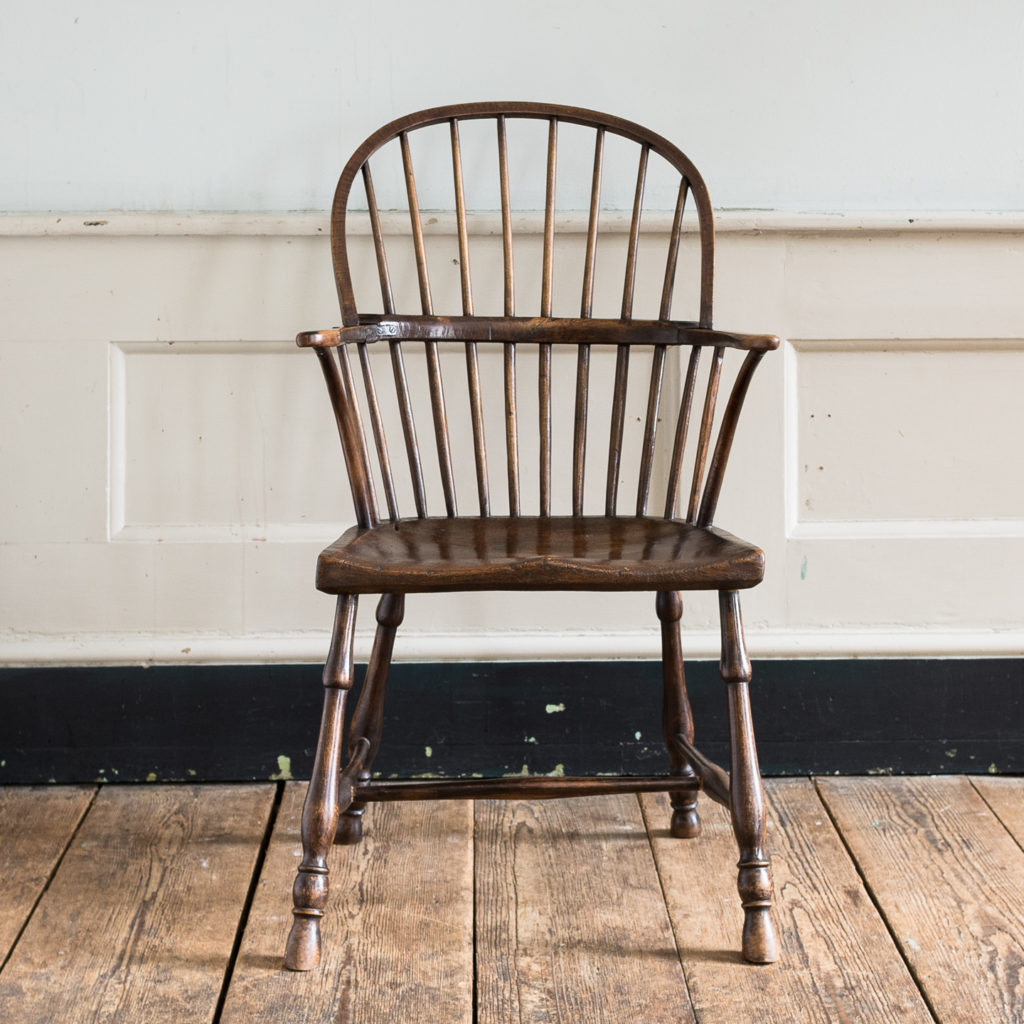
[0,659,1021,784]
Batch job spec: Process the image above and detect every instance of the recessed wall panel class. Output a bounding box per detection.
[795,340,1024,525]
[115,341,352,537]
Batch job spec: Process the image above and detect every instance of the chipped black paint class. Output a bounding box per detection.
[0,659,1021,783]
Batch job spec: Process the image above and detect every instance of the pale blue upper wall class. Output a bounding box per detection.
[3,0,1022,212]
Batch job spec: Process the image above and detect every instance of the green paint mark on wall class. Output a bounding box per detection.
[545,703,565,714]
[800,555,808,580]
[270,754,293,781]
[424,746,433,758]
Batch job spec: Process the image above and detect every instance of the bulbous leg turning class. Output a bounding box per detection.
[335,805,365,845]
[669,796,701,838]
[284,867,329,971]
[284,595,358,972]
[720,590,778,965]
[738,860,778,963]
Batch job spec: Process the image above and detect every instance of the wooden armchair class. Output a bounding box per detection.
[284,102,780,971]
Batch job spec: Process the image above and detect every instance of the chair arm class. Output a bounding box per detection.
[296,328,343,348]
[679,328,781,352]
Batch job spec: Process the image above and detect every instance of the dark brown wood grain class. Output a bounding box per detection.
[356,773,701,802]
[818,775,1024,1024]
[316,516,764,594]
[0,785,273,1023]
[297,318,780,350]
[290,102,779,975]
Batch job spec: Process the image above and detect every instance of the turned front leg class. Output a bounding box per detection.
[656,591,700,838]
[284,594,358,971]
[336,592,405,845]
[719,590,778,964]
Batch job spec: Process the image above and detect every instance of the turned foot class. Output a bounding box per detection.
[285,866,329,971]
[285,912,322,971]
[742,905,778,964]
[738,860,778,963]
[335,805,365,845]
[669,795,701,838]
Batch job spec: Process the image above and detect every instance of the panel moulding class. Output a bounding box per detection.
[784,337,1024,541]
[2,626,1023,667]
[107,339,345,543]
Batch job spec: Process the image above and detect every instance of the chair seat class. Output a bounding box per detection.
[316,516,764,594]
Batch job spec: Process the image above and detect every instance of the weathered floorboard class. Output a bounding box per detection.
[818,775,1024,1024]
[0,784,273,1024]
[0,786,95,963]
[972,775,1024,848]
[475,793,696,1024]
[222,782,473,1024]
[642,780,934,1023]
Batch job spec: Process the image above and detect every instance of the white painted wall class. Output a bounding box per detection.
[2,2,1023,665]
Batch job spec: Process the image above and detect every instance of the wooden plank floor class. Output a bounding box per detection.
[1,777,1022,1023]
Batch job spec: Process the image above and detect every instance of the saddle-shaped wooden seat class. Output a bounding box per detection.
[317,516,764,593]
[283,101,781,975]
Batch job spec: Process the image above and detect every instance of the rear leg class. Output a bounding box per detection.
[657,590,700,838]
[336,593,405,845]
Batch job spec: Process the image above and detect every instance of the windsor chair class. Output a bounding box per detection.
[284,102,780,972]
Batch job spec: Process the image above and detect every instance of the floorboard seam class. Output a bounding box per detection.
[0,783,100,976]
[637,792,700,1023]
[212,780,284,1024]
[472,801,479,1024]
[966,776,1024,857]
[812,776,943,1024]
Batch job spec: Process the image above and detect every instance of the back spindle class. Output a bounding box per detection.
[538,119,557,515]
[497,116,515,317]
[400,131,432,315]
[572,344,590,516]
[581,128,604,319]
[605,344,631,516]
[504,341,520,516]
[449,119,473,317]
[660,177,689,321]
[424,341,457,517]
[687,346,724,522]
[465,341,489,516]
[664,346,702,519]
[357,342,399,523]
[389,340,427,519]
[361,163,394,315]
[622,145,649,320]
[636,344,666,516]
[450,118,489,515]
